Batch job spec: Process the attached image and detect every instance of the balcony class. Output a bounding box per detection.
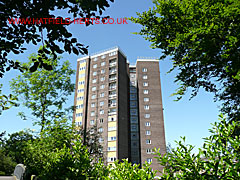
[109,62,117,67]
[109,86,116,90]
[108,103,117,107]
[109,94,117,99]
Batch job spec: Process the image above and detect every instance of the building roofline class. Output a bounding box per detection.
[77,46,127,61]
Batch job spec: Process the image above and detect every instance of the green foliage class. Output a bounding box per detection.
[23,119,101,179]
[131,0,240,121]
[3,130,34,164]
[155,115,240,179]
[105,159,156,180]
[0,84,18,115]
[0,148,17,176]
[10,49,75,131]
[0,0,114,77]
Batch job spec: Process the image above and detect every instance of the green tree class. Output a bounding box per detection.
[0,84,18,115]
[3,130,34,164]
[131,0,240,121]
[23,119,103,179]
[0,0,114,77]
[155,115,240,179]
[105,159,156,180]
[10,48,75,131]
[0,148,17,176]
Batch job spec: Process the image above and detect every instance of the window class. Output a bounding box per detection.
[108,126,116,131]
[130,109,138,115]
[143,90,149,94]
[144,105,149,110]
[147,158,152,163]
[77,96,84,101]
[107,147,116,151]
[92,79,97,83]
[109,51,117,56]
[145,122,151,126]
[93,57,98,61]
[146,139,151,144]
[130,81,136,86]
[93,71,97,76]
[93,64,97,69]
[145,114,150,118]
[108,117,116,122]
[107,157,117,162]
[101,69,105,74]
[143,75,148,79]
[99,138,104,143]
[100,84,105,89]
[92,86,96,91]
[75,121,82,126]
[146,130,151,135]
[100,92,104,98]
[78,81,85,85]
[130,117,138,123]
[91,94,96,99]
[144,98,149,102]
[142,68,147,72]
[108,136,116,141]
[99,101,104,106]
[80,59,86,64]
[100,77,105,81]
[91,111,95,116]
[90,120,95,125]
[101,62,106,66]
[146,149,152,154]
[100,109,104,115]
[130,74,135,78]
[99,118,104,123]
[130,101,137,108]
[91,103,95,108]
[131,125,137,131]
[98,127,103,132]
[130,94,137,100]
[76,113,83,117]
[143,82,148,87]
[101,55,106,59]
[130,87,137,93]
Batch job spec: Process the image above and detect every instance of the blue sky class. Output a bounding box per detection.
[0,0,220,153]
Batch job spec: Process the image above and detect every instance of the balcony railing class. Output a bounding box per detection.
[109,62,117,67]
[109,71,117,75]
[109,86,116,90]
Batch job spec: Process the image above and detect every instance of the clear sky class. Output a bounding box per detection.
[0,0,220,153]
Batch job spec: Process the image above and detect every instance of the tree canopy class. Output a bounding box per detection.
[10,48,75,131]
[131,0,240,121]
[0,0,114,77]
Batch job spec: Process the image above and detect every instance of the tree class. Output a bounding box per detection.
[105,159,156,180]
[0,84,18,115]
[131,0,240,121]
[23,118,104,179]
[10,48,75,131]
[0,148,17,176]
[155,115,240,179]
[0,0,114,77]
[3,130,34,164]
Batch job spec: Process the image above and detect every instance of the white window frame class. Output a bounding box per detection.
[146,130,151,135]
[143,90,149,94]
[144,98,149,102]
[146,139,151,144]
[143,82,148,87]
[145,122,151,126]
[143,75,148,79]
